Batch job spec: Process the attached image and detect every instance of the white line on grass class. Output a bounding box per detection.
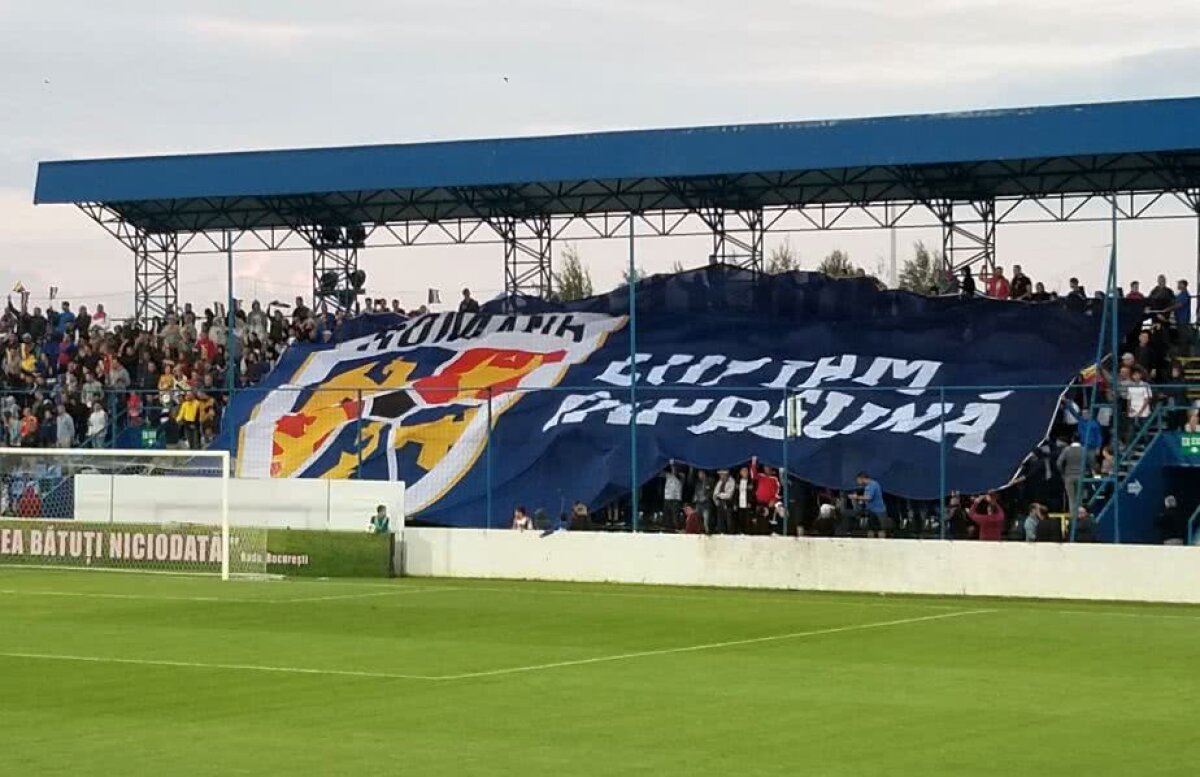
[0,652,442,681]
[0,609,994,682]
[276,586,463,603]
[433,608,996,680]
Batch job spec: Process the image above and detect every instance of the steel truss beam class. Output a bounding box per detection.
[134,231,179,325]
[493,215,553,305]
[699,208,764,272]
[929,199,996,277]
[80,171,1200,317]
[291,224,357,316]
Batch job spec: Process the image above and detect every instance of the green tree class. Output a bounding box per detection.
[897,241,946,294]
[622,264,650,286]
[766,238,800,274]
[554,244,594,301]
[816,249,858,278]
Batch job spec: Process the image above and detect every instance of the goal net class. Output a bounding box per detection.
[0,448,264,580]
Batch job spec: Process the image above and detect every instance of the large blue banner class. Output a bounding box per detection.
[222,269,1112,526]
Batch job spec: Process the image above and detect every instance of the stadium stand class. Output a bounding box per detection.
[1,264,1195,543]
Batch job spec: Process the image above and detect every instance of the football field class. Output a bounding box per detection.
[0,568,1196,776]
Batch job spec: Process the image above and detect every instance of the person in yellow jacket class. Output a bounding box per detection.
[176,390,202,449]
[197,391,216,444]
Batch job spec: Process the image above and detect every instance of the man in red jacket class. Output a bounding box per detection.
[750,456,781,535]
[968,492,1006,541]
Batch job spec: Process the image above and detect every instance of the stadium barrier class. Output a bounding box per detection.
[0,520,394,577]
[400,528,1200,604]
[72,474,402,532]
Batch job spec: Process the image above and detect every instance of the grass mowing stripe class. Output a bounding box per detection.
[0,609,993,683]
[0,586,463,604]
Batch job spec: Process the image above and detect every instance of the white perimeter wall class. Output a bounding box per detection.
[402,529,1200,604]
[74,475,405,532]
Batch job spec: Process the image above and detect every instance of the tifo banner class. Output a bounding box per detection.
[221,269,1118,526]
[0,521,393,578]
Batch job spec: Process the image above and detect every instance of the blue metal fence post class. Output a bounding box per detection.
[486,387,493,531]
[355,389,364,479]
[939,385,947,540]
[225,235,236,396]
[781,387,790,536]
[628,215,640,533]
[1110,198,1121,544]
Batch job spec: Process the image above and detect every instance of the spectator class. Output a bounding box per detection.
[86,401,107,447]
[54,404,74,448]
[1069,506,1096,542]
[369,505,390,534]
[1176,279,1192,331]
[750,456,780,534]
[511,505,532,531]
[1034,505,1063,542]
[1184,410,1200,434]
[1031,282,1051,303]
[733,466,754,534]
[55,302,75,336]
[18,407,37,447]
[1157,495,1187,546]
[968,492,1006,541]
[1125,368,1153,426]
[1066,277,1087,310]
[1147,275,1174,316]
[690,468,714,534]
[1127,281,1145,303]
[91,303,108,331]
[946,492,974,539]
[176,390,202,449]
[713,469,735,534]
[1010,265,1032,301]
[1023,504,1041,542]
[849,470,891,538]
[662,462,683,531]
[459,288,480,314]
[986,267,1010,299]
[812,500,838,536]
[1056,437,1091,519]
[569,501,592,531]
[959,267,976,298]
[682,503,703,534]
[1133,331,1160,380]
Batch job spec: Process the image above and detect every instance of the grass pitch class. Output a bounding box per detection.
[0,569,1197,776]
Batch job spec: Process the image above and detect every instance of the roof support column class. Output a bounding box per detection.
[497,215,553,307]
[133,231,179,327]
[303,226,363,315]
[702,208,764,272]
[931,199,996,285]
[1187,188,1200,318]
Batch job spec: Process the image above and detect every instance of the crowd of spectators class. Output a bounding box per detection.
[0,286,487,453]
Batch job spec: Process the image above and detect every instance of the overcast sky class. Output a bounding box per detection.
[2,0,1199,315]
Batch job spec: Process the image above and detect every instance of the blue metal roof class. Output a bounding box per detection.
[33,97,1200,232]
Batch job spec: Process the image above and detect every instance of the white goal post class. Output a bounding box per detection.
[0,447,259,580]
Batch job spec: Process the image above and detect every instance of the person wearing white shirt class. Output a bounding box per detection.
[1126,368,1154,422]
[712,470,735,534]
[86,402,108,447]
[662,462,683,532]
[733,466,753,534]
